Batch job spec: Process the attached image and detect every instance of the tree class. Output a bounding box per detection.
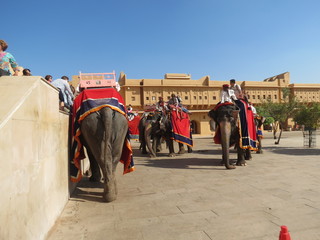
[257,88,300,144]
[294,102,320,147]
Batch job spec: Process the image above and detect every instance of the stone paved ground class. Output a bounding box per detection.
[47,131,320,240]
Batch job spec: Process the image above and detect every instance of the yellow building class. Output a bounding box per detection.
[71,71,320,135]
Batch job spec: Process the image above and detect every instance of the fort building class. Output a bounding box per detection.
[71,72,320,136]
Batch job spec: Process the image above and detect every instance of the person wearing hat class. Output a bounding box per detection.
[220,84,237,103]
[156,96,166,112]
[230,79,243,99]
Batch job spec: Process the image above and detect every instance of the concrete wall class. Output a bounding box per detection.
[0,77,70,240]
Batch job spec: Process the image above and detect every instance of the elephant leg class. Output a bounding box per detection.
[167,139,175,157]
[236,144,246,166]
[156,137,162,152]
[87,148,102,182]
[178,142,186,154]
[187,145,193,153]
[152,136,161,154]
[141,142,148,154]
[245,149,252,160]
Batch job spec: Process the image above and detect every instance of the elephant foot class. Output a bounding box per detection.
[187,148,193,153]
[141,150,148,154]
[168,153,176,157]
[257,150,263,154]
[178,149,186,154]
[236,160,247,166]
[149,154,157,158]
[103,179,117,202]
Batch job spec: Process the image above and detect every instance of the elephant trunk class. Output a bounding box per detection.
[220,121,236,169]
[145,121,157,157]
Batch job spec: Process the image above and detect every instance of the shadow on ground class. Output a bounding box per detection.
[263,147,320,156]
[71,178,105,202]
[139,156,239,170]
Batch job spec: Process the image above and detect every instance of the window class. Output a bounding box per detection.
[268,95,271,99]
[258,95,260,99]
[204,96,207,100]
[248,95,250,99]
[131,96,135,101]
[274,95,277,99]
[146,97,149,100]
[263,95,266,99]
[199,96,202,100]
[152,96,156,101]
[194,96,197,100]
[185,96,188,100]
[213,96,216,100]
[253,95,255,99]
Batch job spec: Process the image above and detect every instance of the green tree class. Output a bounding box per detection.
[257,88,300,144]
[294,102,320,147]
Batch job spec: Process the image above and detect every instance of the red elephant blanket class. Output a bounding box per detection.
[170,109,193,147]
[128,115,140,140]
[71,88,135,183]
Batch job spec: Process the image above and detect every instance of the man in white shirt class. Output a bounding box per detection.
[230,79,242,99]
[220,84,237,103]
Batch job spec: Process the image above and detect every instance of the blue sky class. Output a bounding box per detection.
[3,0,320,83]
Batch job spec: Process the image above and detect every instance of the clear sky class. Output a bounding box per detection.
[3,0,320,83]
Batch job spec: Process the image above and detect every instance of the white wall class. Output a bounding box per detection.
[0,77,70,240]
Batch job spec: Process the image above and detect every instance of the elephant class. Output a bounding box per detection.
[254,115,265,154]
[208,104,252,169]
[138,111,175,157]
[138,111,192,157]
[79,107,128,202]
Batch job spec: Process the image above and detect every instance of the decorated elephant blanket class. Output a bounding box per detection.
[128,114,140,140]
[70,88,135,182]
[170,110,193,147]
[235,99,258,150]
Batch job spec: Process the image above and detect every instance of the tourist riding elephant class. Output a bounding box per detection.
[79,107,129,202]
[208,104,252,169]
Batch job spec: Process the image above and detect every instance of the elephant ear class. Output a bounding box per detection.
[208,109,218,122]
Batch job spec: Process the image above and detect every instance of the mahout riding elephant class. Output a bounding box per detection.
[254,115,265,154]
[80,107,128,202]
[208,103,253,169]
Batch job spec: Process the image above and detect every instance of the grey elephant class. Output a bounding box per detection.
[71,88,134,202]
[138,111,192,157]
[208,103,253,169]
[139,111,176,157]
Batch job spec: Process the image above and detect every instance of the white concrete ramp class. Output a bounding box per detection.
[0,76,70,240]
